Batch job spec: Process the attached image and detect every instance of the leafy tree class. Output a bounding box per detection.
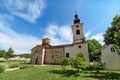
[0,50,6,57]
[87,39,102,62]
[103,15,120,54]
[70,52,86,72]
[4,47,14,60]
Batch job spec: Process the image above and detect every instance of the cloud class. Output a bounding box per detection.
[43,24,73,45]
[2,0,46,23]
[85,31,91,38]
[0,17,41,54]
[90,33,104,45]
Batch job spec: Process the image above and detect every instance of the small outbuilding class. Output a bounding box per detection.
[101,44,120,70]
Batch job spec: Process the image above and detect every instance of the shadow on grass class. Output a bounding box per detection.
[50,68,120,79]
[49,69,80,77]
[84,70,120,80]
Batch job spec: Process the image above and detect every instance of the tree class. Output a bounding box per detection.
[103,15,120,54]
[70,52,86,72]
[0,50,6,57]
[87,39,102,62]
[4,47,14,60]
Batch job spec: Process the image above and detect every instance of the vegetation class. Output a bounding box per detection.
[0,59,119,80]
[87,39,102,62]
[0,47,15,60]
[0,50,6,57]
[103,15,120,54]
[20,65,33,69]
[9,63,19,68]
[0,60,28,69]
[58,58,69,72]
[0,64,7,73]
[0,66,119,80]
[17,53,31,58]
[70,52,86,72]
[4,47,14,60]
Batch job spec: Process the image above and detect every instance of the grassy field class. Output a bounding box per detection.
[0,61,120,80]
[0,66,120,80]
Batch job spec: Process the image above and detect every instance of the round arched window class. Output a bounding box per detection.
[76,25,79,28]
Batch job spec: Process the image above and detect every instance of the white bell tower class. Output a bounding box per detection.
[72,13,86,44]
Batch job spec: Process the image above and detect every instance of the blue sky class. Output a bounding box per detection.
[0,0,120,54]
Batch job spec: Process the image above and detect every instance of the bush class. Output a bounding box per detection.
[9,63,19,68]
[89,61,103,70]
[0,64,7,73]
[20,65,33,69]
[70,53,86,72]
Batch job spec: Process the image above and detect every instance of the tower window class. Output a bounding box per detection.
[76,25,79,28]
[66,53,69,58]
[76,29,80,35]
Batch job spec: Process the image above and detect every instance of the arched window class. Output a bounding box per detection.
[76,29,80,35]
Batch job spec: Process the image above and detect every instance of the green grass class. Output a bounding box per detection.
[0,66,120,80]
[0,61,120,80]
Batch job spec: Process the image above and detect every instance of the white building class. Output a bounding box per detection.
[101,44,120,70]
[31,13,89,65]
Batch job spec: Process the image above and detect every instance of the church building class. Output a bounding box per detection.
[30,13,89,65]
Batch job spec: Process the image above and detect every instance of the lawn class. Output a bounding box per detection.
[0,65,120,80]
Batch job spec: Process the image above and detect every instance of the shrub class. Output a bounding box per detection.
[58,58,70,72]
[70,52,86,72]
[9,63,19,68]
[20,65,33,69]
[0,64,7,73]
[89,61,103,70]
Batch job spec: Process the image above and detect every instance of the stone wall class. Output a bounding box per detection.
[45,47,64,64]
[65,43,89,62]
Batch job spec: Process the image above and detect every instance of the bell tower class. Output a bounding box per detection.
[72,13,86,44]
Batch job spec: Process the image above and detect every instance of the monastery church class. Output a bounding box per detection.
[31,13,89,65]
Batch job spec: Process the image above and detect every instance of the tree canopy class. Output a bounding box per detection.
[4,47,14,60]
[87,39,102,62]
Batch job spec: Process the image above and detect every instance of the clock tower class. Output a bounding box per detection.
[72,13,86,44]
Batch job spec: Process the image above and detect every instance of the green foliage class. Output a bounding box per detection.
[70,52,86,71]
[4,47,14,60]
[104,15,120,54]
[59,58,69,65]
[9,63,19,68]
[89,61,102,70]
[20,65,33,69]
[0,50,6,57]
[17,53,31,58]
[58,58,70,72]
[87,39,102,61]
[0,64,7,73]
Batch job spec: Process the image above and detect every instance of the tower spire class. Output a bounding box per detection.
[74,12,80,24]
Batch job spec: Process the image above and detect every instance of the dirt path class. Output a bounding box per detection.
[5,67,19,71]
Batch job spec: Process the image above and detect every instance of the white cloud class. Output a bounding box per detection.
[90,33,104,45]
[3,0,46,23]
[43,24,73,45]
[85,31,91,38]
[0,19,41,54]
